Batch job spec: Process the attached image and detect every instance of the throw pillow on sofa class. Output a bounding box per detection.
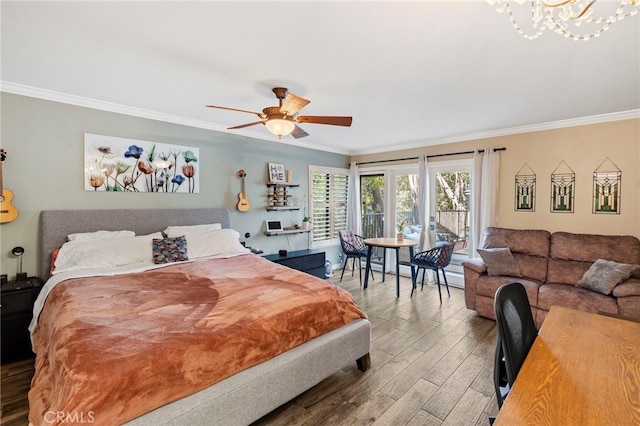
[576,259,639,295]
[477,247,522,277]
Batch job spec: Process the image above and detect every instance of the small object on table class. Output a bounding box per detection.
[12,246,27,281]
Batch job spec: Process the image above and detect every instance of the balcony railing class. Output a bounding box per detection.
[361,212,384,238]
[360,210,469,267]
[362,210,468,240]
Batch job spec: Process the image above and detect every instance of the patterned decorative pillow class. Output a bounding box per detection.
[152,236,188,264]
[576,259,639,295]
[477,247,522,277]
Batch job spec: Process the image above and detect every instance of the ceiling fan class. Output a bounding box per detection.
[206,87,352,139]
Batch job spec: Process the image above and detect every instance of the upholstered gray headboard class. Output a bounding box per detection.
[40,208,231,279]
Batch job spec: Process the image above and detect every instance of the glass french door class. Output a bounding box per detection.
[357,160,473,284]
[429,159,472,281]
[392,170,420,270]
[360,174,385,265]
[360,168,420,272]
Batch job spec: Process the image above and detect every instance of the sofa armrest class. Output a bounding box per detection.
[613,278,640,298]
[462,258,487,310]
[462,258,487,274]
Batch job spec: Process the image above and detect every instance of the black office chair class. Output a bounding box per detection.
[409,242,454,302]
[338,230,374,284]
[493,282,538,409]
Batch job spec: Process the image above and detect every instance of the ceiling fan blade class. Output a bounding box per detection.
[296,115,353,127]
[227,120,266,130]
[291,125,309,139]
[206,105,265,118]
[280,93,310,116]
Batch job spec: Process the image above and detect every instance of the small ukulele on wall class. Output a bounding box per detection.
[0,149,18,223]
[236,169,251,212]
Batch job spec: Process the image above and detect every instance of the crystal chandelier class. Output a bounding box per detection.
[488,0,639,41]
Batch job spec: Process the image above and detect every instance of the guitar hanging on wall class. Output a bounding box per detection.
[0,149,19,223]
[236,169,251,212]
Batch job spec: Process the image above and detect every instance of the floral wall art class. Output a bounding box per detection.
[84,134,199,193]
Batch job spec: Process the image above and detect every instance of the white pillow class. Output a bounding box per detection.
[53,232,163,274]
[164,223,222,238]
[185,229,250,259]
[67,230,135,241]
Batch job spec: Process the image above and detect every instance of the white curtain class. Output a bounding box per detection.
[418,155,433,251]
[347,161,362,234]
[418,154,435,282]
[470,148,500,256]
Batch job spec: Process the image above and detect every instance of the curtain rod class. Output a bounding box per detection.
[356,147,506,166]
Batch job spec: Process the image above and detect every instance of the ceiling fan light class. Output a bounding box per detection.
[265,118,295,138]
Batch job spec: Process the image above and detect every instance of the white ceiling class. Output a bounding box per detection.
[2,1,639,155]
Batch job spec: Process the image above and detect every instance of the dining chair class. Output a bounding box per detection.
[338,230,374,284]
[409,242,454,302]
[493,282,538,409]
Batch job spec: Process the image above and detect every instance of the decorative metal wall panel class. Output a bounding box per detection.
[551,160,575,213]
[593,157,621,214]
[515,163,536,212]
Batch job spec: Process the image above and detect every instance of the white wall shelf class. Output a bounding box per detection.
[264,229,311,236]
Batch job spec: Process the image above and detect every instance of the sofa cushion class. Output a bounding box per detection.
[550,232,640,264]
[483,227,551,258]
[477,248,522,277]
[538,284,618,315]
[513,253,549,283]
[617,294,640,318]
[576,259,640,295]
[476,276,540,308]
[547,258,591,286]
[612,278,640,297]
[482,227,550,281]
[475,294,538,323]
[548,233,640,285]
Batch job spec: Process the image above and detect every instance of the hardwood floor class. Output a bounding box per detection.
[1,271,499,425]
[1,357,33,426]
[257,272,499,425]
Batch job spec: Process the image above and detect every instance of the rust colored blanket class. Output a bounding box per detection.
[29,255,366,425]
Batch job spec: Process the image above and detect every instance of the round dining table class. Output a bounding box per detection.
[363,237,417,297]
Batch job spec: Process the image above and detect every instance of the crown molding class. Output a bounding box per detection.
[0,81,350,155]
[0,81,230,132]
[3,81,637,157]
[352,109,640,155]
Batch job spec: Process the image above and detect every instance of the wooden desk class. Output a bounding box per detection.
[363,238,417,297]
[495,305,640,426]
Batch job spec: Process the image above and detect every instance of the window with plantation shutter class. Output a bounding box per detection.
[309,166,349,247]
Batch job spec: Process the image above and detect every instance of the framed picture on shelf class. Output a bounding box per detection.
[268,163,286,182]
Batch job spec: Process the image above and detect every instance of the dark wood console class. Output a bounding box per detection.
[263,249,327,279]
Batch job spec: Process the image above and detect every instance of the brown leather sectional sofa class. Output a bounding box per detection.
[462,227,640,327]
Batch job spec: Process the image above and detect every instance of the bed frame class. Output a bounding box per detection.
[39,208,371,425]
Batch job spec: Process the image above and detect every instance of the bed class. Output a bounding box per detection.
[30,208,371,425]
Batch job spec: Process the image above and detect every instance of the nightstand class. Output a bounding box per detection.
[263,250,326,279]
[1,277,43,363]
